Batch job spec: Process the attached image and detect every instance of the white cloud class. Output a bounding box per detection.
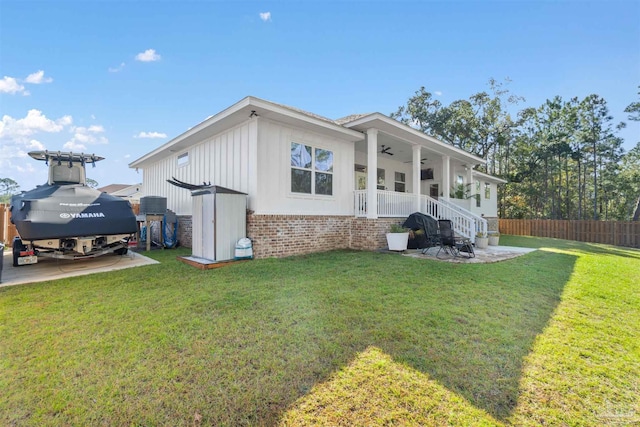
[0,76,26,94]
[124,154,131,159]
[25,70,53,84]
[0,109,72,138]
[0,111,75,188]
[135,49,161,62]
[135,131,167,139]
[259,12,271,22]
[0,70,53,95]
[434,91,443,96]
[63,125,108,151]
[108,62,126,73]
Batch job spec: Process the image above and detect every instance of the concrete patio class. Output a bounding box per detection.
[404,245,536,263]
[1,250,158,288]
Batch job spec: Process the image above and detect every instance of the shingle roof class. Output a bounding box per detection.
[334,113,373,125]
[268,100,339,125]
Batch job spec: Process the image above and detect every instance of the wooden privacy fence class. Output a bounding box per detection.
[500,219,640,249]
[1,204,19,246]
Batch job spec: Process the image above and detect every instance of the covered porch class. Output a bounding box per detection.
[340,113,489,241]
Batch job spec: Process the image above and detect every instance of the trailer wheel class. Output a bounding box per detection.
[12,237,24,267]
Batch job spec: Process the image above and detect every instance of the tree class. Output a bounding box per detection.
[394,82,635,222]
[393,78,523,165]
[0,178,20,204]
[86,178,99,188]
[624,86,640,122]
[623,87,640,220]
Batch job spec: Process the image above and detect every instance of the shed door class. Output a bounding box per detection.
[201,194,215,261]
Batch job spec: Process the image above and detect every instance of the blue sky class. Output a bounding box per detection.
[1,0,639,191]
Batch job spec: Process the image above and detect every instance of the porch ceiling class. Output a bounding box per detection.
[345,113,484,166]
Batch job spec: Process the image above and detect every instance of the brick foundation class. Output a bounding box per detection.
[349,218,403,251]
[485,217,499,233]
[247,214,352,258]
[175,213,408,259]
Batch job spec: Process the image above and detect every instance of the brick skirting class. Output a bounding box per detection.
[175,213,407,259]
[175,214,500,259]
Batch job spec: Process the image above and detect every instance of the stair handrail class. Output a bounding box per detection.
[438,198,488,237]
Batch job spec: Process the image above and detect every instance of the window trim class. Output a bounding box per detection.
[177,152,189,167]
[394,171,406,192]
[377,168,385,190]
[290,142,334,197]
[484,182,491,199]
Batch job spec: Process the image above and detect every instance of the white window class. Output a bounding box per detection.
[177,152,189,167]
[291,142,333,195]
[485,182,491,199]
[377,169,385,190]
[457,175,464,185]
[394,172,406,192]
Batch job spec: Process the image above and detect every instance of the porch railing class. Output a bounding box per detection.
[354,190,481,242]
[439,198,488,237]
[354,190,417,218]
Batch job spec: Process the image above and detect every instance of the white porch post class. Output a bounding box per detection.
[442,155,450,201]
[366,129,378,219]
[412,144,421,212]
[466,164,474,200]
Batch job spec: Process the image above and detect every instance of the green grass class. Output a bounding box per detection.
[1,237,638,426]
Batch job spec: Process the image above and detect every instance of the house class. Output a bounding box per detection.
[98,183,144,202]
[129,96,506,258]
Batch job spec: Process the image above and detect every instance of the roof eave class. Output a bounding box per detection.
[342,113,486,165]
[473,170,508,183]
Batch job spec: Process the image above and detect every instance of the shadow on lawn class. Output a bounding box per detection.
[229,249,578,424]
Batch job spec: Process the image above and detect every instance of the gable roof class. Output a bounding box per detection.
[129,96,485,169]
[129,96,363,168]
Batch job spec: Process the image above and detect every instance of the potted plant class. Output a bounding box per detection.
[488,231,500,246]
[386,223,410,251]
[475,232,489,249]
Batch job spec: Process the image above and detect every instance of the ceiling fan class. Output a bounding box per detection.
[380,145,394,156]
[404,158,428,164]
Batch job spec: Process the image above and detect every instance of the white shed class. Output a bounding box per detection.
[191,186,247,262]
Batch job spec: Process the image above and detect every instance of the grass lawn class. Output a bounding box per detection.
[1,236,638,426]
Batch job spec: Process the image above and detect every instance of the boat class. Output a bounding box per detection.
[9,151,138,266]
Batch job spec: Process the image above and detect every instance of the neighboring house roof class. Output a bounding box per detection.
[99,183,144,197]
[98,184,130,194]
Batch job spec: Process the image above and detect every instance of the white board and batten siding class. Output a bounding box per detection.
[254,119,355,216]
[142,121,255,216]
[142,116,357,217]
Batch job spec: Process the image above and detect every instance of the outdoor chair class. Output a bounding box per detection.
[435,219,475,259]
